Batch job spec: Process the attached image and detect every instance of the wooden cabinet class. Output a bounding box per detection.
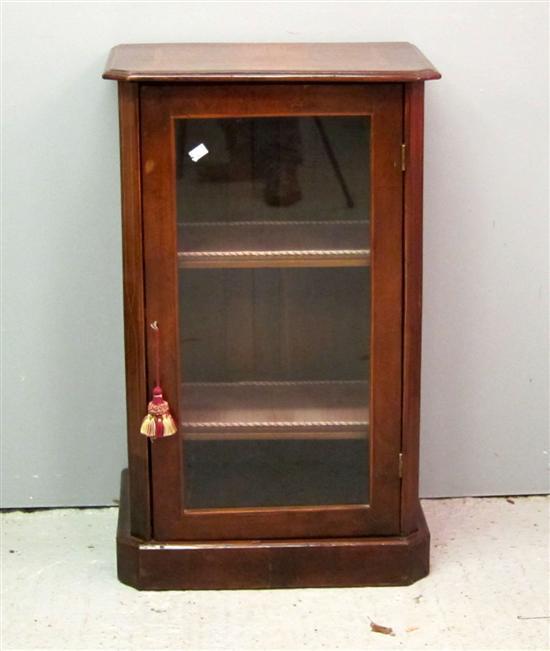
[104,42,440,590]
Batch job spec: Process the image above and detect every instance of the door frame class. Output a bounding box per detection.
[139,82,404,540]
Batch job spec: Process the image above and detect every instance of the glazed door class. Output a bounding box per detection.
[141,83,403,540]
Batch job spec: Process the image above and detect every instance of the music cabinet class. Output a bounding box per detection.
[103,42,440,590]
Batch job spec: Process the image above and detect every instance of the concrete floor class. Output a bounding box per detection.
[2,496,548,650]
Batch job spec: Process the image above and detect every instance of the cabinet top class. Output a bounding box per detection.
[103,42,440,82]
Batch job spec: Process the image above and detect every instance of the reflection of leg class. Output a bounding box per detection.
[260,119,303,207]
[264,164,302,207]
[199,119,253,182]
[176,122,187,178]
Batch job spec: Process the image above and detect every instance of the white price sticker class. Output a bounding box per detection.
[188,143,209,162]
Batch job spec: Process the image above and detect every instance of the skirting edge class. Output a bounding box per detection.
[117,470,429,590]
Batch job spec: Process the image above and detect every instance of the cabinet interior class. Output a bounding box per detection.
[179,267,371,507]
[175,115,372,508]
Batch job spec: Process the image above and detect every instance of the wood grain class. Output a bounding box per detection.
[103,42,441,82]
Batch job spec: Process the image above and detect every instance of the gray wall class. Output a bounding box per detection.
[2,1,548,507]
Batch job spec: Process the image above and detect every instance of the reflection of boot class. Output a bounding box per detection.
[264,165,302,207]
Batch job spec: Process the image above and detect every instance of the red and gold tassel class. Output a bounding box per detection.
[140,385,177,439]
[140,322,177,440]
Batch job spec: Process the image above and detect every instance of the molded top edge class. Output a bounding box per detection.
[103,42,441,82]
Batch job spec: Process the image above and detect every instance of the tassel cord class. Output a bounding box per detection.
[153,321,160,388]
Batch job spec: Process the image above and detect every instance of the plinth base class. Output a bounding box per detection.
[117,471,429,590]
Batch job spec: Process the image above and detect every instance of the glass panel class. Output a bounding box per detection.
[175,116,371,509]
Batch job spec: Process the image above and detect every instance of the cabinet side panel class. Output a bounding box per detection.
[401,82,424,534]
[118,81,151,539]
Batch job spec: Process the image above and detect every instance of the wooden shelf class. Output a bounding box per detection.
[178,221,370,268]
[180,380,369,440]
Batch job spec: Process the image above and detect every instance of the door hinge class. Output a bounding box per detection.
[398,452,404,478]
[401,144,407,172]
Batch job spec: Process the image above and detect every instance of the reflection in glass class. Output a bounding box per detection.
[175,116,371,509]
